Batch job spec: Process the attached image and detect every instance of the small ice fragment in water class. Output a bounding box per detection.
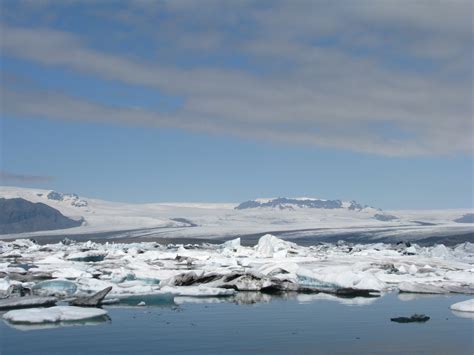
[450,299,474,313]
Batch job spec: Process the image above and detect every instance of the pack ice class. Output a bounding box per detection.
[0,235,473,322]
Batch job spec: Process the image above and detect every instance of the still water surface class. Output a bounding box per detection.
[1,293,472,354]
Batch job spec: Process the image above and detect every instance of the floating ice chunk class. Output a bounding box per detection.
[36,254,67,265]
[6,267,27,274]
[66,251,106,262]
[221,238,241,251]
[159,285,236,297]
[408,265,418,275]
[453,243,474,262]
[33,279,78,297]
[161,271,205,287]
[296,275,337,289]
[258,262,299,276]
[297,293,379,306]
[0,278,11,294]
[227,273,273,291]
[114,281,158,295]
[5,317,108,331]
[297,268,384,291]
[397,265,407,274]
[0,296,57,310]
[444,270,474,284]
[76,278,115,294]
[398,282,444,294]
[52,268,92,279]
[70,286,112,307]
[450,299,474,313]
[419,265,434,273]
[108,269,136,284]
[174,296,229,305]
[354,275,386,291]
[255,234,296,258]
[3,306,108,324]
[404,246,417,255]
[430,244,451,259]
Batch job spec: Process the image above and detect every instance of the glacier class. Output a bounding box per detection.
[0,187,472,245]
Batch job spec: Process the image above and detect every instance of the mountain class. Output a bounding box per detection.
[235,197,375,211]
[44,190,88,207]
[0,186,472,244]
[0,198,83,234]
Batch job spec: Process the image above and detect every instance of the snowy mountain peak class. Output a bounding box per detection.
[235,197,376,211]
[44,190,88,208]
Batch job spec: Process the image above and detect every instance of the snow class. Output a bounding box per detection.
[450,299,474,312]
[3,306,108,324]
[0,186,472,243]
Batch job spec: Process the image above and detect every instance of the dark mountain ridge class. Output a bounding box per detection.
[0,198,83,234]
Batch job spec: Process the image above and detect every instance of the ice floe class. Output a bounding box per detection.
[450,299,474,313]
[3,306,108,324]
[0,234,472,317]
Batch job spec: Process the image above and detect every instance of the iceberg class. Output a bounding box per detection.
[32,279,78,297]
[398,282,444,294]
[450,299,474,313]
[159,285,236,297]
[3,306,108,324]
[296,275,337,289]
[0,236,472,306]
[66,251,106,262]
[221,238,241,251]
[255,234,296,258]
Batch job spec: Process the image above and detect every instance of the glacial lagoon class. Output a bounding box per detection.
[1,293,472,354]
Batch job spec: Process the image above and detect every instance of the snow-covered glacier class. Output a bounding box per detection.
[0,187,472,244]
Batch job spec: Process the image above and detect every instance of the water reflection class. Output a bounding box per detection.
[297,293,380,306]
[451,310,474,319]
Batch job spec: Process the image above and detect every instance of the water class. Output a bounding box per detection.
[1,293,472,354]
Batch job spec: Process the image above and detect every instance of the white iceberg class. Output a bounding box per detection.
[255,234,296,258]
[32,279,78,296]
[398,282,444,294]
[3,306,108,324]
[159,285,236,297]
[450,299,474,313]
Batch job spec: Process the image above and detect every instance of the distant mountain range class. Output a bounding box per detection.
[0,187,472,241]
[235,197,376,211]
[0,197,83,234]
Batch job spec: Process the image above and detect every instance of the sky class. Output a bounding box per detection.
[0,0,472,209]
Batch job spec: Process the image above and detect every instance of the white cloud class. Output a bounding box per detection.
[0,0,472,156]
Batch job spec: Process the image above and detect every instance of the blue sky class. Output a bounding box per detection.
[0,0,472,209]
